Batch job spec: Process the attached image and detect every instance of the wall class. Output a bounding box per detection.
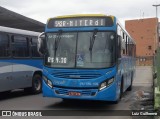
[125,18,159,65]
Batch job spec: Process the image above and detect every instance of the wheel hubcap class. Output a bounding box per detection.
[34,78,41,91]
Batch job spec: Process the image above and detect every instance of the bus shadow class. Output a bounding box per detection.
[46,99,116,110]
[0,89,35,101]
[46,100,120,116]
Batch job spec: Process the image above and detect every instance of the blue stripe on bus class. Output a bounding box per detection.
[0,59,43,69]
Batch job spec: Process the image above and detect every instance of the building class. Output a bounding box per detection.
[125,18,159,65]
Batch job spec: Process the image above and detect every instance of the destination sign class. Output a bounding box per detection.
[47,17,113,28]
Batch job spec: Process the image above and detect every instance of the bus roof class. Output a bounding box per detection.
[0,26,40,36]
[48,14,114,21]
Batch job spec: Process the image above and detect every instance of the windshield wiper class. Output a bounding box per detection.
[54,30,62,62]
[89,29,98,61]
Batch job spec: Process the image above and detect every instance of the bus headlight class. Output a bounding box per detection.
[99,82,107,91]
[47,80,53,88]
[108,78,114,85]
[43,75,53,88]
[99,77,114,91]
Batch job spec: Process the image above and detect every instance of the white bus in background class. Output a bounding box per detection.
[0,26,43,94]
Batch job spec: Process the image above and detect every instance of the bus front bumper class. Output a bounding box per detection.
[42,80,118,101]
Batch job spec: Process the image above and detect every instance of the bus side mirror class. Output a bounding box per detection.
[38,32,45,56]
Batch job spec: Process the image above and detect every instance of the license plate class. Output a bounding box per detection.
[68,92,81,96]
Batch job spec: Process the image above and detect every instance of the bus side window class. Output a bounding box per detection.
[128,39,133,56]
[12,35,30,58]
[126,36,128,55]
[31,37,41,58]
[121,32,126,56]
[0,33,10,57]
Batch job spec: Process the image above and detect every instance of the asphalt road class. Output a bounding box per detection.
[0,66,153,119]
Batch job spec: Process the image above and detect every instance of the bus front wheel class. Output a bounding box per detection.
[113,79,123,104]
[24,74,42,94]
[127,80,133,91]
[127,73,133,91]
[32,74,42,94]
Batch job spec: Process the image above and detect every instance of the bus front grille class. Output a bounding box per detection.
[52,71,102,79]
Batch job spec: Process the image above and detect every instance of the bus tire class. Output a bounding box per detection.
[24,74,42,94]
[127,73,133,91]
[120,78,123,99]
[113,79,123,104]
[32,74,42,94]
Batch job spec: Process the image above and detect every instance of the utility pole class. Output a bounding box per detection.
[152,4,160,18]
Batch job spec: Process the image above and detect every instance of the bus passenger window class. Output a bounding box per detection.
[121,37,126,55]
[0,33,10,57]
[123,32,125,39]
[12,36,30,57]
[125,36,128,55]
[31,37,41,58]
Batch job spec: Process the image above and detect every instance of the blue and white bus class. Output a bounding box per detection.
[39,14,136,103]
[0,26,42,94]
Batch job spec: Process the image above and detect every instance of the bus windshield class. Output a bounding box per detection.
[45,31,115,69]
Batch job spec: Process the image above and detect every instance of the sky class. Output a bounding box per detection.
[0,0,159,26]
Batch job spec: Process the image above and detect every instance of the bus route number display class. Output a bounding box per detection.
[48,57,67,64]
[47,18,108,28]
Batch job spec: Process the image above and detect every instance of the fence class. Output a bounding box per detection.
[136,56,154,66]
